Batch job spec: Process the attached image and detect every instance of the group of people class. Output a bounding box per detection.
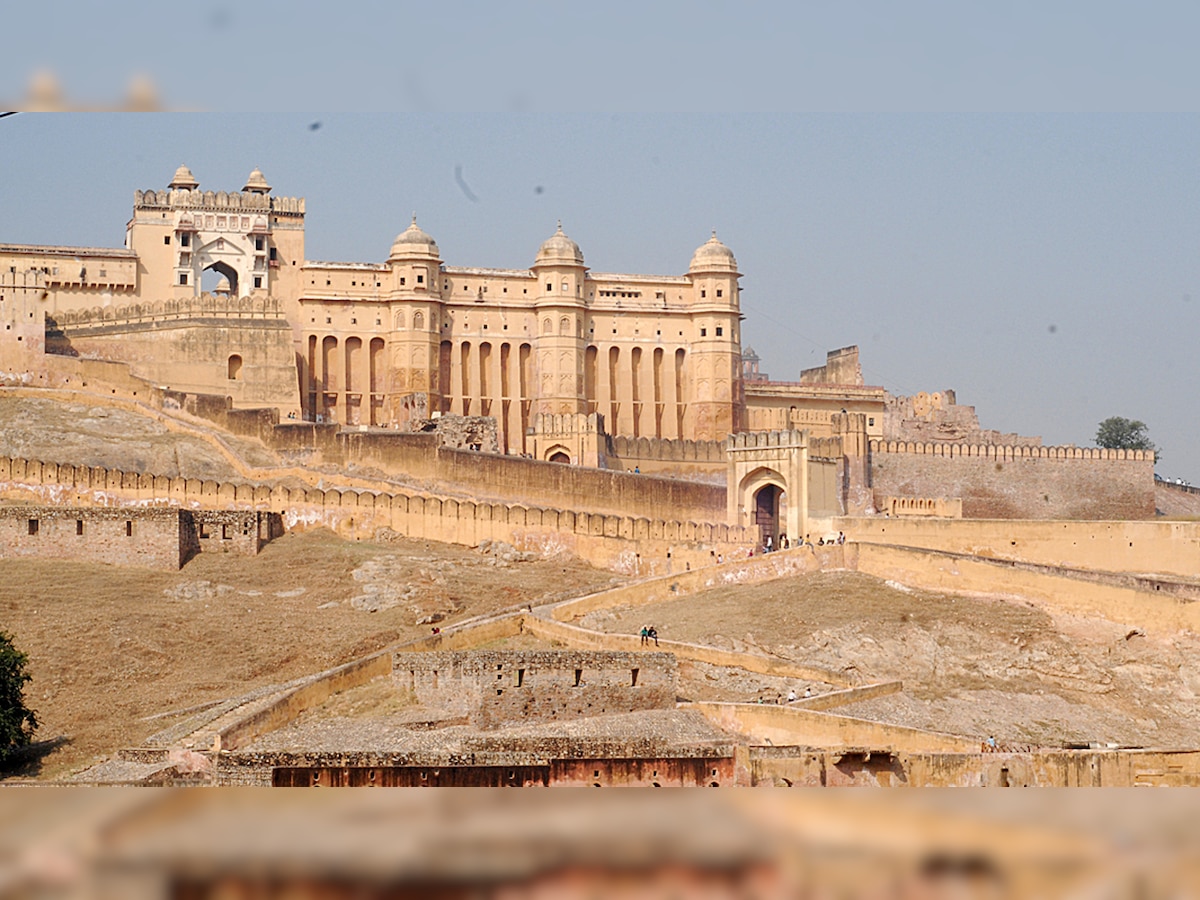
[757,531,847,556]
[639,625,659,646]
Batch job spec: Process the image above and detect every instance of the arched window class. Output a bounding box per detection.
[394,310,405,330]
[542,318,552,335]
[227,354,243,380]
[413,311,424,330]
[559,316,570,335]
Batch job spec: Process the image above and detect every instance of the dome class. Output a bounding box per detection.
[533,221,584,267]
[243,168,271,193]
[214,276,232,295]
[688,231,738,274]
[168,164,198,190]
[388,215,440,261]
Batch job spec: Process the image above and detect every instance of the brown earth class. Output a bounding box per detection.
[578,570,1200,749]
[1155,482,1200,518]
[0,395,281,478]
[0,529,621,780]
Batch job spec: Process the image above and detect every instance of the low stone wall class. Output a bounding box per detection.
[524,617,853,687]
[838,515,1200,580]
[687,702,979,754]
[851,542,1200,635]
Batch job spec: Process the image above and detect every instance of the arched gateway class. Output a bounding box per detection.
[726,429,808,546]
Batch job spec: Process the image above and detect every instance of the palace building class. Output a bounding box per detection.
[2,166,747,452]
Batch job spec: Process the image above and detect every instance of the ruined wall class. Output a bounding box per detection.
[192,510,272,556]
[0,505,185,569]
[882,391,1042,445]
[799,345,864,385]
[870,441,1155,520]
[395,650,676,730]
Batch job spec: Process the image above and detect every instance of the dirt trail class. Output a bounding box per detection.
[579,570,1200,749]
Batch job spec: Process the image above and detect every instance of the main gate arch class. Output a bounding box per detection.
[726,430,808,544]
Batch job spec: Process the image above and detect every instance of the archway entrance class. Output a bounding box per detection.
[753,484,783,547]
[548,451,570,464]
[201,260,239,296]
[726,430,808,547]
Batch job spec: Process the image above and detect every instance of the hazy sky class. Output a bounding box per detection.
[2,4,1197,479]
[3,113,1195,479]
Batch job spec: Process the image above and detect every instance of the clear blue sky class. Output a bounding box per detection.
[2,5,1197,479]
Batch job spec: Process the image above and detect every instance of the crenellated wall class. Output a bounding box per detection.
[869,441,1155,520]
[0,455,756,575]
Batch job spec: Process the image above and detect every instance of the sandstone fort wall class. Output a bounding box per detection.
[0,505,184,570]
[850,542,1200,634]
[869,440,1155,519]
[0,455,756,576]
[395,650,676,731]
[839,515,1200,579]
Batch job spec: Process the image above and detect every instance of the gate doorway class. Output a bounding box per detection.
[753,484,783,547]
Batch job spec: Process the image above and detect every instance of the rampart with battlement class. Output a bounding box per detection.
[870,441,1155,520]
[0,455,755,575]
[134,188,304,215]
[48,294,288,331]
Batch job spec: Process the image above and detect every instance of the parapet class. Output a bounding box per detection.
[726,429,807,451]
[133,188,305,216]
[869,440,1154,462]
[49,294,288,330]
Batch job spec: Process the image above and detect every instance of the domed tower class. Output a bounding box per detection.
[385,216,446,418]
[687,232,744,437]
[531,222,588,418]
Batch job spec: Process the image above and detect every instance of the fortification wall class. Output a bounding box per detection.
[394,650,676,730]
[850,542,1200,635]
[46,294,300,413]
[870,441,1155,519]
[605,435,727,481]
[686,702,979,754]
[837,515,1200,579]
[0,505,184,569]
[436,447,728,523]
[0,456,756,576]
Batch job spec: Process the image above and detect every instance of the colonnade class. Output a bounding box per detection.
[301,333,691,452]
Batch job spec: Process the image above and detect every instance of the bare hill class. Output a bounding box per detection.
[578,570,1200,749]
[0,529,620,780]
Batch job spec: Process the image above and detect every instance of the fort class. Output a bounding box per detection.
[0,165,1191,790]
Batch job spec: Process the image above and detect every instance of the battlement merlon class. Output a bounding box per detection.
[133,189,305,216]
[725,429,808,452]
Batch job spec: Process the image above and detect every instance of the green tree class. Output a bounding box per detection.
[1096,417,1157,456]
[0,631,38,766]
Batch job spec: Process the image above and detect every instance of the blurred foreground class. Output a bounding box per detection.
[1,789,1198,898]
